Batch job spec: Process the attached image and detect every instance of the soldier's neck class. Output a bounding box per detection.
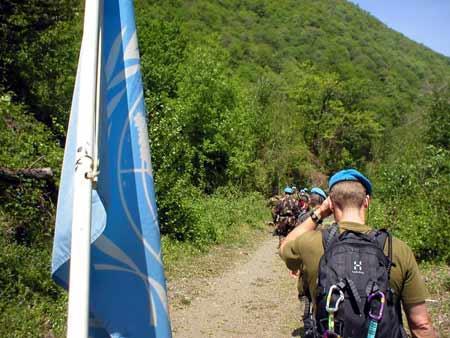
[334,208,366,225]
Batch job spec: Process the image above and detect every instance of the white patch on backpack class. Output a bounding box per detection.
[352,260,364,274]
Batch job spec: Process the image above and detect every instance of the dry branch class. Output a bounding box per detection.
[0,167,53,183]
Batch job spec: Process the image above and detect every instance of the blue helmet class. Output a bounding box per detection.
[328,168,372,195]
[310,187,327,200]
[284,187,294,194]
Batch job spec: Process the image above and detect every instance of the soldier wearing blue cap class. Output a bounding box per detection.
[280,169,436,338]
[309,187,327,208]
[274,186,301,244]
[297,187,328,225]
[295,186,329,303]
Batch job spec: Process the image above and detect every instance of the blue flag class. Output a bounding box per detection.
[51,1,172,337]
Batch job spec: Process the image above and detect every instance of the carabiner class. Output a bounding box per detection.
[326,285,345,313]
[368,291,385,321]
[325,284,344,336]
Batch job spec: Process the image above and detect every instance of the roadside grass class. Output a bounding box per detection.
[162,192,271,309]
[162,191,270,274]
[419,262,450,336]
[164,223,270,310]
[0,224,67,338]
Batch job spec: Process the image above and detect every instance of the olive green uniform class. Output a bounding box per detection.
[281,221,429,305]
[295,215,334,296]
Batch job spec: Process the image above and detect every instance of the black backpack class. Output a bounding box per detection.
[313,224,407,338]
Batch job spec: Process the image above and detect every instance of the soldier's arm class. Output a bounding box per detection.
[404,302,437,338]
[400,244,437,337]
[274,200,282,213]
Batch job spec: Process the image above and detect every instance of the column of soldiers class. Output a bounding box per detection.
[269,186,328,247]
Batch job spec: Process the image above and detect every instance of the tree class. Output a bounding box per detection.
[288,65,382,172]
[427,86,450,149]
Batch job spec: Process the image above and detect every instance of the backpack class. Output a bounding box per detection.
[279,195,298,217]
[313,224,407,338]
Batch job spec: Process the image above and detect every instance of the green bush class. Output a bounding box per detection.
[426,86,450,150]
[162,188,268,248]
[186,189,268,247]
[0,94,62,244]
[0,94,65,336]
[370,145,450,262]
[0,232,67,338]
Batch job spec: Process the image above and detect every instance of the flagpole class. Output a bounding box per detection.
[67,0,101,337]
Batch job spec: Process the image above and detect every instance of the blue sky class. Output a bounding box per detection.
[348,0,450,57]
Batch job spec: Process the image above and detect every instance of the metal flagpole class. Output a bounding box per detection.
[93,0,103,181]
[67,0,101,337]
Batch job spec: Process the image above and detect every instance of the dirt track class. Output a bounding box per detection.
[168,233,303,337]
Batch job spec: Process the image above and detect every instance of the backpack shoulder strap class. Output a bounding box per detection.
[321,223,339,251]
[375,229,393,280]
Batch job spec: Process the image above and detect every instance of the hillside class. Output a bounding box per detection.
[138,0,450,123]
[0,0,449,336]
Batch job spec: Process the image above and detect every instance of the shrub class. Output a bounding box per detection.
[370,145,450,262]
[166,188,268,249]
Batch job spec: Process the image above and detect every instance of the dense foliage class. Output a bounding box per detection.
[1,0,449,335]
[370,86,450,262]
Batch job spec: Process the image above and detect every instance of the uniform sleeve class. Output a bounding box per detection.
[280,239,303,271]
[400,246,429,305]
[275,200,282,213]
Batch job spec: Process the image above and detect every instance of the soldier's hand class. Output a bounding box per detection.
[318,197,333,219]
[289,270,300,278]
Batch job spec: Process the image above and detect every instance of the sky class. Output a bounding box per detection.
[348,0,450,57]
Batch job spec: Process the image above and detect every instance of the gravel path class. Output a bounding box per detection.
[169,234,303,337]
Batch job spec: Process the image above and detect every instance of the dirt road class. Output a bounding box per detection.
[168,233,303,337]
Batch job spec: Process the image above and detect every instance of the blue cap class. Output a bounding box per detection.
[284,187,293,194]
[310,187,327,200]
[328,169,372,195]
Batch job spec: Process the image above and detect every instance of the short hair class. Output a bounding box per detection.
[309,193,325,208]
[330,181,366,210]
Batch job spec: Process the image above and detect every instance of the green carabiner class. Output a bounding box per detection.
[325,285,344,333]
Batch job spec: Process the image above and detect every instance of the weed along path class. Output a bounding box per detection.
[168,232,303,337]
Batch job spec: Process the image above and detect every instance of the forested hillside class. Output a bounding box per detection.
[1,0,449,336]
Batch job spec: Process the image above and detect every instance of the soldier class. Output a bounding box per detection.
[267,193,282,225]
[291,186,298,199]
[295,187,329,312]
[274,187,300,245]
[309,187,326,209]
[298,188,310,213]
[296,188,311,225]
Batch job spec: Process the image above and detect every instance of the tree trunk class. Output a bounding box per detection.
[0,167,53,182]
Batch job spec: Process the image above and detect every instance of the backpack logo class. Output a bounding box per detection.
[352,260,364,274]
